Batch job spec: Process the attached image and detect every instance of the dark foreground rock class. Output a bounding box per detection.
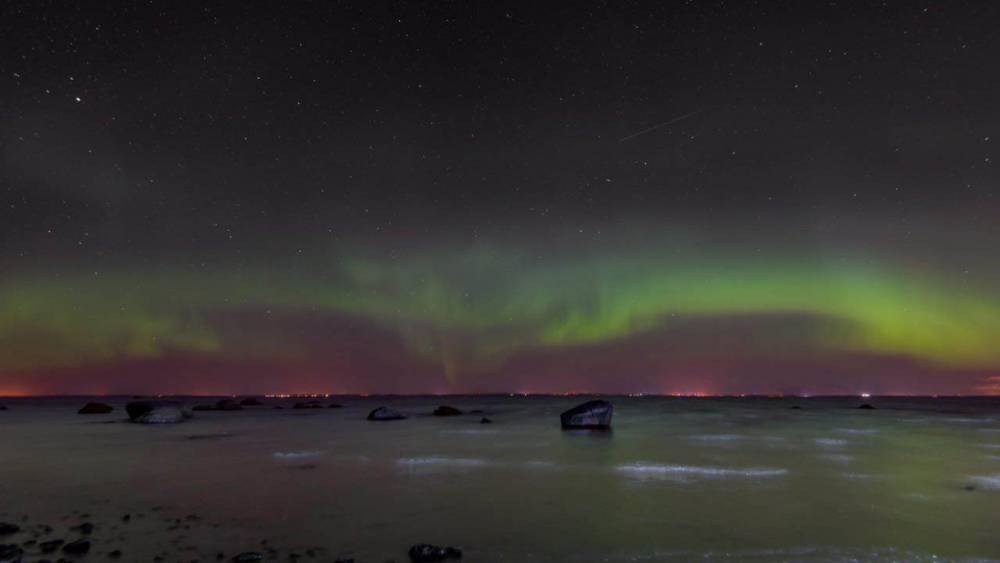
[61,539,90,555]
[125,401,190,424]
[408,544,462,562]
[0,524,18,536]
[367,406,406,421]
[239,398,263,406]
[560,399,613,430]
[0,544,22,563]
[857,404,876,410]
[433,406,463,416]
[77,402,113,414]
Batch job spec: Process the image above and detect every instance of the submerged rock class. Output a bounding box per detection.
[857,404,876,410]
[433,406,463,416]
[125,401,190,424]
[239,398,263,406]
[560,399,613,430]
[77,402,113,415]
[0,524,18,536]
[61,539,90,555]
[367,406,406,421]
[408,544,462,562]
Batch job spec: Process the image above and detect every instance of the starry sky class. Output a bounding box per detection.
[1,2,998,395]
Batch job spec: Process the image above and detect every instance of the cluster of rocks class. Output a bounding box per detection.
[408,543,462,562]
[1,520,93,563]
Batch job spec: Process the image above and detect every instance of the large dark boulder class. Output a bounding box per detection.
[367,406,406,421]
[77,402,113,415]
[433,405,463,416]
[239,398,263,406]
[125,401,190,424]
[408,544,462,562]
[560,400,613,430]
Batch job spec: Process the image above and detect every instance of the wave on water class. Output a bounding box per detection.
[835,428,879,435]
[685,434,743,442]
[616,463,787,481]
[968,474,1000,489]
[821,453,853,464]
[273,450,324,459]
[396,457,489,467]
[814,438,849,447]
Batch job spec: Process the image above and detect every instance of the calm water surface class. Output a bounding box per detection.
[1,396,998,561]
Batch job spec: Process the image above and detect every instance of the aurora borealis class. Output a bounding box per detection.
[2,3,999,395]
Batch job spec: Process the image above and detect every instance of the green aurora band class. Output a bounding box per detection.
[2,239,998,385]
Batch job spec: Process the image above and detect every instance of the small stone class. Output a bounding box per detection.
[62,539,91,555]
[433,405,463,416]
[121,514,131,522]
[72,522,94,535]
[40,539,64,553]
[231,553,263,562]
[108,549,123,559]
[480,417,492,424]
[0,524,18,536]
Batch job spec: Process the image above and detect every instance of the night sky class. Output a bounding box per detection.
[2,2,998,395]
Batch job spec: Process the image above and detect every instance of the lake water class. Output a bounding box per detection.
[1,395,999,561]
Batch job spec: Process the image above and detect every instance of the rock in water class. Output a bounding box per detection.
[125,401,190,424]
[293,401,324,409]
[480,417,493,424]
[327,403,343,408]
[432,406,463,416]
[367,406,406,421]
[215,399,244,411]
[0,544,23,563]
[77,402,113,414]
[408,544,462,562]
[857,404,876,410]
[560,399,613,430]
[0,524,18,536]
[61,539,90,555]
[239,398,263,406]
